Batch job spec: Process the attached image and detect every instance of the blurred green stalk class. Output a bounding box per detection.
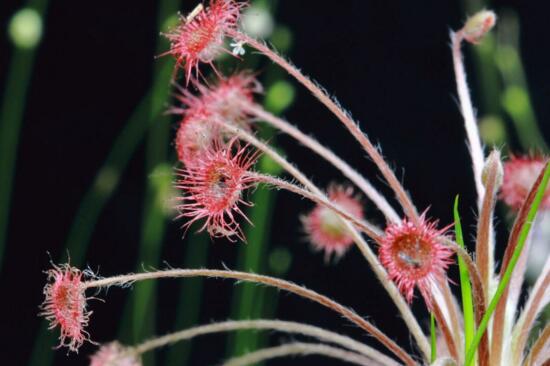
[224,1,296,357]
[462,0,509,151]
[28,9,175,366]
[464,1,548,152]
[27,76,169,366]
[229,167,278,356]
[63,90,154,264]
[165,231,209,366]
[0,0,48,271]
[463,0,501,115]
[118,4,180,366]
[228,78,295,359]
[0,50,33,268]
[495,11,549,153]
[170,2,296,363]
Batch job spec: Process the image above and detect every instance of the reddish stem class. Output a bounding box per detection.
[233,30,419,225]
[84,268,415,365]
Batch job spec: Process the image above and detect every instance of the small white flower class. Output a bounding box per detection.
[230,40,246,56]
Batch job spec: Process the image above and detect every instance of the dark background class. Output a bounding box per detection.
[1,0,549,365]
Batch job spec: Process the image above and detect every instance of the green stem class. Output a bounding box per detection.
[165,232,210,366]
[63,91,153,264]
[495,11,549,153]
[124,2,179,364]
[0,49,32,269]
[0,0,48,271]
[229,180,278,356]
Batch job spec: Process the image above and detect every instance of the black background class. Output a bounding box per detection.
[1,0,549,365]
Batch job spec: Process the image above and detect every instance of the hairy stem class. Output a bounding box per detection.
[475,150,500,300]
[440,280,463,361]
[512,267,550,365]
[466,163,550,366]
[234,30,419,224]
[83,268,415,365]
[442,238,490,366]
[222,342,376,366]
[492,156,547,366]
[250,172,383,242]
[451,30,486,207]
[246,104,400,223]
[522,323,550,366]
[431,297,459,362]
[217,119,431,359]
[131,319,398,365]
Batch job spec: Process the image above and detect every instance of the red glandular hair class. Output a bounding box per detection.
[40,264,91,352]
[174,138,259,241]
[379,215,453,307]
[161,0,246,82]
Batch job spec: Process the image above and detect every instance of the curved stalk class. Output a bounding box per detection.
[217,119,431,359]
[492,157,547,366]
[475,150,500,300]
[83,268,415,365]
[522,323,550,366]
[130,319,399,365]
[246,103,400,223]
[431,298,459,362]
[466,162,550,366]
[232,30,419,224]
[249,172,383,242]
[442,238,489,366]
[440,280,463,361]
[450,30,486,207]
[512,266,550,365]
[222,342,376,366]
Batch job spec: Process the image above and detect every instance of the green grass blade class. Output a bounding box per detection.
[430,312,437,363]
[465,163,550,366]
[454,195,475,354]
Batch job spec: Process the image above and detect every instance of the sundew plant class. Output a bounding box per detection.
[36,2,550,366]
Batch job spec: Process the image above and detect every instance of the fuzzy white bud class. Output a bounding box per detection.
[463,10,496,44]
